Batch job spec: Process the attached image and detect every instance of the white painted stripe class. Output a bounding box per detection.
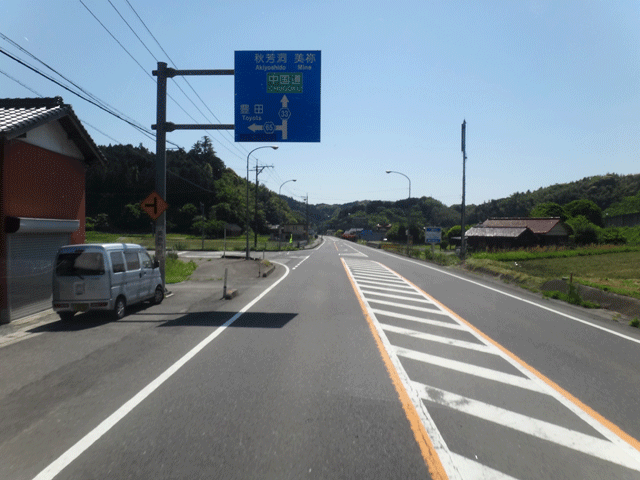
[355,283,424,295]
[348,255,640,469]
[365,298,449,315]
[32,262,292,480]
[353,274,407,285]
[371,308,465,329]
[395,347,540,392]
[414,382,640,472]
[382,324,495,353]
[449,452,521,480]
[353,278,416,290]
[372,247,640,346]
[361,290,434,303]
[342,259,463,480]
[352,273,406,283]
[292,255,310,270]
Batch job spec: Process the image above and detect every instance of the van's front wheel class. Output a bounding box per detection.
[153,286,164,305]
[113,296,126,320]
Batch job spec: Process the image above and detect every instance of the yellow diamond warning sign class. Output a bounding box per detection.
[140,191,168,220]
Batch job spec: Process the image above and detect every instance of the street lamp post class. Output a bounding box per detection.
[278,179,296,249]
[385,170,411,199]
[279,179,296,196]
[386,170,412,249]
[246,146,278,260]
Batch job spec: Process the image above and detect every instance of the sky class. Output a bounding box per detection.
[1,1,638,207]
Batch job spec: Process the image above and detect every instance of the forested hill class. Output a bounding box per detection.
[86,138,305,235]
[465,173,640,224]
[86,138,639,236]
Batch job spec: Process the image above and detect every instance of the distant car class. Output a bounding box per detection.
[52,243,163,320]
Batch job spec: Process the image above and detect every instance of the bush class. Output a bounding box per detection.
[630,318,640,328]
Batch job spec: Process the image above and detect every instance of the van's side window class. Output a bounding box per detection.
[124,251,140,271]
[140,251,152,268]
[111,252,125,273]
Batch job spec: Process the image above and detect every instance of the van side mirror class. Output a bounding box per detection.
[153,258,160,269]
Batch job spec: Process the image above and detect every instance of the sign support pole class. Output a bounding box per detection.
[155,62,168,287]
[461,120,467,263]
[152,62,235,283]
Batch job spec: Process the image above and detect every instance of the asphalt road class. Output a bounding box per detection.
[1,237,640,479]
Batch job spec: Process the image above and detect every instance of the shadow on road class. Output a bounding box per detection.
[159,311,297,329]
[27,308,297,333]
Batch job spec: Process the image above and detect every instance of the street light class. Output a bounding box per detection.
[385,170,411,199]
[246,146,278,259]
[278,179,296,250]
[279,179,297,196]
[386,170,412,249]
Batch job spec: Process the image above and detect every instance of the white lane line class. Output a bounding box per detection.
[361,290,435,303]
[413,381,640,472]
[350,267,400,276]
[292,255,310,270]
[32,262,291,480]
[366,298,449,315]
[348,280,424,298]
[395,347,541,392]
[370,247,640,346]
[371,309,465,329]
[449,452,520,480]
[351,273,407,284]
[382,324,494,353]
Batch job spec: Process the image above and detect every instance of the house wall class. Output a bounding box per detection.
[1,140,86,323]
[3,140,86,244]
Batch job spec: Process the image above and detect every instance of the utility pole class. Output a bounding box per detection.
[254,163,273,249]
[200,201,205,251]
[304,194,309,241]
[461,119,467,263]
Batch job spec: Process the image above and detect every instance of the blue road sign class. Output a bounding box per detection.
[235,51,321,142]
[425,227,442,243]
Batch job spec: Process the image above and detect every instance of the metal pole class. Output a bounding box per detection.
[154,62,167,288]
[201,201,205,251]
[461,119,467,263]
[245,146,278,260]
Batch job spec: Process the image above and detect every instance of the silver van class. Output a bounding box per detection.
[53,243,164,320]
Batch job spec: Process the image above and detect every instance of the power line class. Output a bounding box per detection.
[0,47,157,141]
[125,0,250,159]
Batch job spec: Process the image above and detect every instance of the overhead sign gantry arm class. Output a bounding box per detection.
[151,62,234,287]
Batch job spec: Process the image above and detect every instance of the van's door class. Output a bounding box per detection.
[109,251,126,300]
[123,250,141,304]
[54,246,110,310]
[138,250,154,300]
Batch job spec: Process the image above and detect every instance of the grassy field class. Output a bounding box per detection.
[85,231,296,252]
[467,247,640,300]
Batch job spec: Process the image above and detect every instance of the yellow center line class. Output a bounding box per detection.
[392,267,640,455]
[341,258,449,480]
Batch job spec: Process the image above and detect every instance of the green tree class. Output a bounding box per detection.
[566,215,599,245]
[530,202,567,221]
[565,199,603,227]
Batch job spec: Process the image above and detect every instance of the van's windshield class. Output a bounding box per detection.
[56,251,105,276]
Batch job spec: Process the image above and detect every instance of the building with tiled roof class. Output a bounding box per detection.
[1,97,105,323]
[465,217,570,250]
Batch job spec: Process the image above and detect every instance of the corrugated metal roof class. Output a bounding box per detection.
[466,226,530,238]
[482,217,562,234]
[0,97,105,165]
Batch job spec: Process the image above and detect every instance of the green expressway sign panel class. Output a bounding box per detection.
[235,51,321,143]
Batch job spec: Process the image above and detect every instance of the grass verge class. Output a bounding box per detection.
[165,257,197,284]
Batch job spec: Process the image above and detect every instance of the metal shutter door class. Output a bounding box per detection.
[7,233,70,320]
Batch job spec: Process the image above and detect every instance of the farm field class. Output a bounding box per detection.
[467,248,640,300]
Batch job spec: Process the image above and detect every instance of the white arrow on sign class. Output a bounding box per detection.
[247,96,290,139]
